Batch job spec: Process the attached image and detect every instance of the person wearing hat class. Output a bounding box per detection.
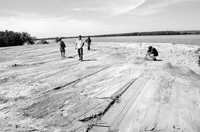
[75,35,85,61]
[57,38,66,58]
[146,46,158,61]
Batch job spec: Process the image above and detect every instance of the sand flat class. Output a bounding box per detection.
[0,42,200,132]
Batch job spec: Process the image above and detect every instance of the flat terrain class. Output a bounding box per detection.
[0,41,200,132]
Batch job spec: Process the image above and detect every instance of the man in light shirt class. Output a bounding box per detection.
[75,35,85,61]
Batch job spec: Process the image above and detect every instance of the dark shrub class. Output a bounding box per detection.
[0,30,35,47]
[40,40,49,44]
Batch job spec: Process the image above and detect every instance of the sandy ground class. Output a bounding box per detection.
[0,41,200,132]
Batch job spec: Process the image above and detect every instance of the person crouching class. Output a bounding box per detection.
[146,46,159,61]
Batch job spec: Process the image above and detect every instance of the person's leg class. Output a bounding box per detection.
[198,56,200,66]
[60,51,62,57]
[63,51,65,57]
[88,43,90,50]
[80,48,83,60]
[152,56,157,61]
[78,49,81,60]
[61,51,64,58]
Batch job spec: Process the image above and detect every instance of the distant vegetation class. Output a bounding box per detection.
[37,40,49,44]
[90,30,200,38]
[35,30,200,41]
[0,30,35,47]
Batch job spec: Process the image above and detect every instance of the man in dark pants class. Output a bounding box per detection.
[57,38,66,58]
[86,37,91,51]
[75,35,84,61]
[78,48,83,60]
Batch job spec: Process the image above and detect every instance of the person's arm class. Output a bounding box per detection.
[81,40,85,48]
[75,41,77,49]
[145,50,151,58]
[145,53,148,58]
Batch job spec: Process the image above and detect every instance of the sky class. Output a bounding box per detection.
[0,0,200,37]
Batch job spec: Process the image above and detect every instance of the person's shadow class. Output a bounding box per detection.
[89,49,98,51]
[155,59,163,61]
[67,55,78,58]
[82,59,97,62]
[145,57,163,61]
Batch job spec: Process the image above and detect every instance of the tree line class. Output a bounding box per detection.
[35,30,200,41]
[0,30,35,47]
[90,30,200,38]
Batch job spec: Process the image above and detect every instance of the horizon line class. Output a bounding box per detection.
[34,30,200,41]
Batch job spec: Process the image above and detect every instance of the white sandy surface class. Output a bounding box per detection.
[0,41,200,132]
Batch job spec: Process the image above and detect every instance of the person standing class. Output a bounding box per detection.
[75,35,84,61]
[198,56,200,66]
[86,36,91,51]
[57,38,66,58]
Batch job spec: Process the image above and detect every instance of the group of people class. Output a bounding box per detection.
[57,36,159,62]
[57,35,91,61]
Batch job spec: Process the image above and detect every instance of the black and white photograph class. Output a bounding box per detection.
[0,0,200,132]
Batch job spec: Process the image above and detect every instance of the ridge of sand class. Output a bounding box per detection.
[0,42,199,132]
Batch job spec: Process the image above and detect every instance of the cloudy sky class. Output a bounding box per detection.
[0,0,200,37]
